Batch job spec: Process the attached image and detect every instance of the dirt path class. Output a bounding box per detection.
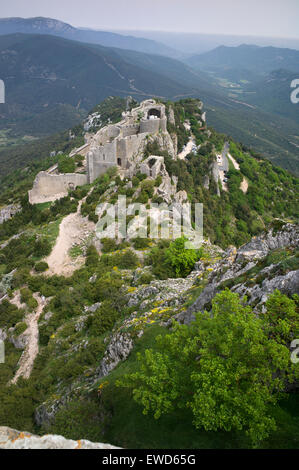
[178,137,195,160]
[10,293,46,385]
[240,178,249,193]
[227,153,248,194]
[177,121,196,160]
[45,200,95,277]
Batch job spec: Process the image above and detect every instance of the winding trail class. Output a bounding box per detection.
[45,200,95,277]
[178,122,196,160]
[10,293,46,385]
[227,153,248,194]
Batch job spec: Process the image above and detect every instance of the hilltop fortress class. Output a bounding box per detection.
[29,100,174,204]
[87,100,167,182]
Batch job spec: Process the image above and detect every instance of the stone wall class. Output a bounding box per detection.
[29,172,88,204]
[87,132,147,182]
[87,139,117,182]
[140,156,165,179]
[28,100,173,197]
[140,116,167,134]
[94,124,121,146]
[122,124,140,137]
[69,143,90,158]
[86,100,169,182]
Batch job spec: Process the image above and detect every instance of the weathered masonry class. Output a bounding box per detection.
[87,100,167,182]
[29,172,87,204]
[29,100,171,203]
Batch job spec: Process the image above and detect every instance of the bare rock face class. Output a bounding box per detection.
[179,223,299,323]
[0,427,119,449]
[97,332,134,377]
[167,106,176,126]
[0,205,21,224]
[233,270,299,306]
[236,223,298,261]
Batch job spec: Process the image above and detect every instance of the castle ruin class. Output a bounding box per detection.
[29,100,172,204]
[87,100,167,182]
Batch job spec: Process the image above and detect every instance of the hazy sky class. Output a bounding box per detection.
[1,0,299,39]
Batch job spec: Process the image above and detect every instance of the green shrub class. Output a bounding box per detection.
[141,179,155,199]
[46,400,106,442]
[132,176,140,187]
[132,237,151,250]
[155,175,162,187]
[0,300,24,328]
[92,274,123,303]
[14,322,27,336]
[101,238,118,253]
[151,195,164,204]
[88,301,119,336]
[136,272,154,285]
[136,190,149,204]
[164,237,202,278]
[58,156,76,174]
[118,249,139,269]
[86,245,99,267]
[136,173,147,181]
[34,239,52,257]
[20,288,33,304]
[35,261,49,273]
[27,297,38,310]
[148,238,201,279]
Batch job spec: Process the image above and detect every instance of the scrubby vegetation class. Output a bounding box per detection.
[147,238,202,279]
[118,290,299,445]
[0,97,298,450]
[163,100,298,248]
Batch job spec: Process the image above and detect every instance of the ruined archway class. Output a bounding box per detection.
[148,108,161,119]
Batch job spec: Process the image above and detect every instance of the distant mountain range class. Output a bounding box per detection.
[242,69,299,121]
[115,30,299,55]
[0,33,209,139]
[187,44,299,79]
[186,44,299,120]
[0,22,298,175]
[0,17,179,58]
[184,44,299,173]
[185,44,299,118]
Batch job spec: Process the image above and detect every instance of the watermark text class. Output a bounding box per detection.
[290,79,299,104]
[291,339,299,364]
[0,340,4,363]
[0,80,4,104]
[95,196,203,249]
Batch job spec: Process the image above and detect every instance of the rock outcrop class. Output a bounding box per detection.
[178,223,299,324]
[0,427,119,449]
[0,204,21,224]
[97,332,134,377]
[237,222,298,260]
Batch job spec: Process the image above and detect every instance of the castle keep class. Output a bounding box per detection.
[87,100,167,182]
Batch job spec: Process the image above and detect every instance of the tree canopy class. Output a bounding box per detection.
[118,289,298,444]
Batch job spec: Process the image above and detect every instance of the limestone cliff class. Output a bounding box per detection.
[0,427,119,449]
